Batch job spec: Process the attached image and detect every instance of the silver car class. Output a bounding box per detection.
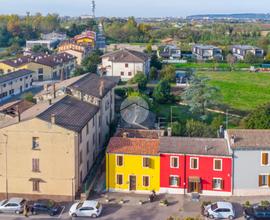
[204,202,235,219]
[0,198,25,214]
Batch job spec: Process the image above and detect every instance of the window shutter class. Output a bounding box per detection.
[212,179,215,189]
[259,175,263,187]
[221,179,224,189]
[268,175,270,187]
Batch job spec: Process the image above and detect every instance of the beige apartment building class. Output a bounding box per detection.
[0,69,33,102]
[0,73,117,201]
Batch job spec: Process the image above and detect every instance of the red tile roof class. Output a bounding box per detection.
[107,137,159,156]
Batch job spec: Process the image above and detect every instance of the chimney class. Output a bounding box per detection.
[123,132,129,138]
[230,135,236,144]
[99,80,105,97]
[48,99,52,105]
[51,114,56,124]
[204,146,209,152]
[167,127,172,137]
[52,83,56,99]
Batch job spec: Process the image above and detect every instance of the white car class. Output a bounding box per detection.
[69,200,102,218]
[0,198,25,214]
[204,202,235,219]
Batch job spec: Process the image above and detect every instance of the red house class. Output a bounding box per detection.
[159,137,232,196]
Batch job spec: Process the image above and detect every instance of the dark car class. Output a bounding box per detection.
[244,206,270,220]
[30,199,61,216]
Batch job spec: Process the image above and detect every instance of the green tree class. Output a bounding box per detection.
[242,103,270,129]
[128,72,148,91]
[244,52,260,64]
[32,45,51,54]
[226,54,237,71]
[81,49,103,73]
[160,65,176,82]
[171,121,184,136]
[186,119,215,137]
[22,92,35,103]
[153,80,172,104]
[150,54,162,70]
[146,43,152,54]
[182,76,220,119]
[149,67,158,80]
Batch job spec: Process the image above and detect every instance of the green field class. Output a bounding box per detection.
[173,62,253,70]
[199,71,270,111]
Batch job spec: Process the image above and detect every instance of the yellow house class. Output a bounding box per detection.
[74,31,96,48]
[106,137,160,193]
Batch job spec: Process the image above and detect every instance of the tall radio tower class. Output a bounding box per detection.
[91,0,96,18]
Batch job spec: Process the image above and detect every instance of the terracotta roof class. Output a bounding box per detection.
[159,137,230,156]
[0,100,34,117]
[227,129,270,149]
[1,56,32,68]
[115,128,163,139]
[0,69,33,84]
[107,137,160,156]
[102,49,149,63]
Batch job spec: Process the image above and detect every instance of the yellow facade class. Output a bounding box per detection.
[106,153,160,193]
[0,62,28,74]
[75,38,95,47]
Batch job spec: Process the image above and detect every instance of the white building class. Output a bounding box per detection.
[99,49,150,81]
[0,69,33,103]
[231,45,264,60]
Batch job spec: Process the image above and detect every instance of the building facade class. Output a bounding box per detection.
[226,129,270,196]
[192,44,223,61]
[159,137,232,196]
[100,49,150,81]
[0,69,33,102]
[231,45,264,60]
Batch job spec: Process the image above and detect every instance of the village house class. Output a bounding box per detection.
[0,69,34,102]
[231,45,264,60]
[226,129,270,196]
[100,49,150,81]
[74,31,96,48]
[0,53,76,81]
[192,44,223,61]
[0,73,117,201]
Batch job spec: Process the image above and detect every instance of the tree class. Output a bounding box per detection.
[22,92,35,103]
[160,65,176,82]
[145,43,152,54]
[171,121,184,136]
[150,54,162,70]
[242,103,270,129]
[32,45,51,54]
[182,76,220,119]
[244,52,259,64]
[128,72,148,91]
[81,49,103,73]
[226,54,237,71]
[257,37,270,53]
[73,67,86,76]
[185,119,215,138]
[153,80,172,104]
[149,67,158,80]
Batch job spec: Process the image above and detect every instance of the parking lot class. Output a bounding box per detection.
[0,193,269,220]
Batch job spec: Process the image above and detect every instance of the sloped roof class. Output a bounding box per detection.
[107,137,159,156]
[0,69,33,84]
[102,49,149,63]
[37,95,99,132]
[159,137,230,156]
[227,129,270,149]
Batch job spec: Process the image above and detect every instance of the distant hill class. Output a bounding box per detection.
[187,13,270,20]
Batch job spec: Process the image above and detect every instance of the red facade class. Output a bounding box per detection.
[160,153,232,194]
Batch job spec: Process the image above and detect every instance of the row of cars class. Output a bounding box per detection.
[0,197,103,218]
[203,201,270,220]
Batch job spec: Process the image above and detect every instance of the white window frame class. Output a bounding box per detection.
[261,152,270,166]
[190,157,199,170]
[116,155,124,167]
[142,175,150,187]
[142,156,151,168]
[213,159,223,171]
[116,173,124,185]
[169,175,180,187]
[170,156,179,168]
[212,178,223,190]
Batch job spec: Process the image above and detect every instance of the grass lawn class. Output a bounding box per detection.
[173,62,253,69]
[198,71,270,111]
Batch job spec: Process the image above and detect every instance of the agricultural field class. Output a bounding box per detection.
[199,71,270,112]
[174,62,253,70]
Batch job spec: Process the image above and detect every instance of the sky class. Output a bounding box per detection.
[0,0,270,17]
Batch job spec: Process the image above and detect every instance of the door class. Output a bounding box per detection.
[188,182,200,193]
[129,175,136,191]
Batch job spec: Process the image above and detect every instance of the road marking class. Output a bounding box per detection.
[58,206,65,219]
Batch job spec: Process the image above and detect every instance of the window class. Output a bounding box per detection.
[116,155,123,166]
[143,176,150,187]
[86,141,89,154]
[92,117,95,127]
[262,152,269,166]
[120,72,124,76]
[86,123,89,135]
[142,157,150,168]
[79,151,83,165]
[32,159,40,172]
[169,176,180,187]
[32,181,40,192]
[32,137,39,149]
[128,72,132,76]
[259,174,270,187]
[38,68,43,74]
[79,132,82,143]
[213,159,222,171]
[125,63,129,68]
[116,174,123,185]
[87,160,90,171]
[170,156,179,168]
[212,178,223,190]
[190,157,199,169]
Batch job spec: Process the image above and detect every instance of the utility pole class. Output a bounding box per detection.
[226,109,229,130]
[91,0,96,18]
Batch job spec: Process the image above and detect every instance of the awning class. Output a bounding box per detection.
[29,178,45,183]
[188,176,201,183]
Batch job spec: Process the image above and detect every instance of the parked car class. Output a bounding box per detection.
[30,199,61,216]
[0,197,25,214]
[204,201,235,219]
[69,200,102,218]
[244,205,270,219]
